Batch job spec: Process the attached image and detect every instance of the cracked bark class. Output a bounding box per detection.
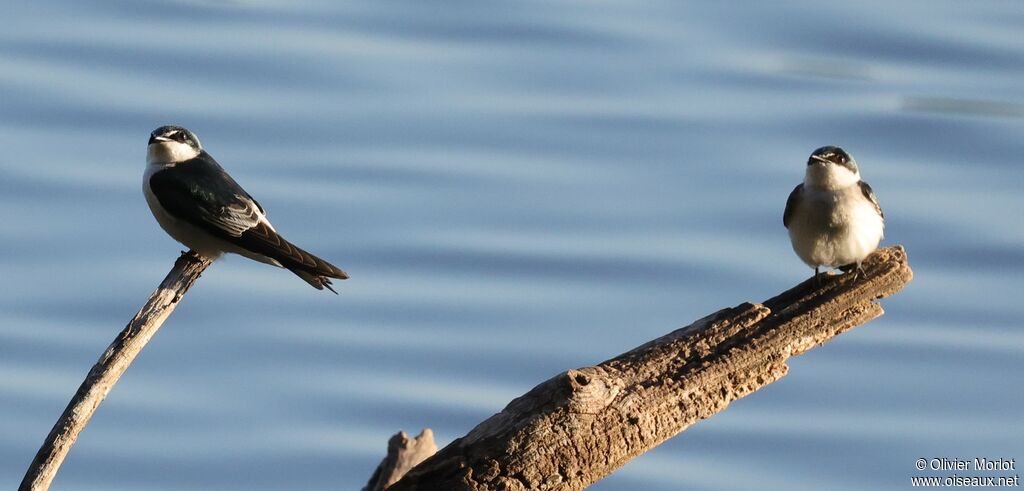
[382,245,913,490]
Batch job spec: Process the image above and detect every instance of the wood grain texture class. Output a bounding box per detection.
[20,251,212,491]
[389,245,913,491]
[364,430,440,491]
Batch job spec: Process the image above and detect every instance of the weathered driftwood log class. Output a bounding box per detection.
[364,429,440,491]
[385,245,912,490]
[20,251,212,491]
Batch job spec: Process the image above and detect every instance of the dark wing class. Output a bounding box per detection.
[149,152,263,238]
[858,181,883,219]
[234,220,349,281]
[150,152,349,290]
[783,183,803,228]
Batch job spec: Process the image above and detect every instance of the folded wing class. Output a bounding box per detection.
[149,153,348,292]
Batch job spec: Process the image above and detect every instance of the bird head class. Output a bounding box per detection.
[147,125,203,163]
[805,145,860,190]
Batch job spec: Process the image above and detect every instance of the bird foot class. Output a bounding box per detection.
[839,261,864,282]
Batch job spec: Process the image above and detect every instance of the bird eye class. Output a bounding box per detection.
[172,132,186,142]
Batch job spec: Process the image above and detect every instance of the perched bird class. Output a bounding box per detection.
[783,145,884,279]
[143,125,348,293]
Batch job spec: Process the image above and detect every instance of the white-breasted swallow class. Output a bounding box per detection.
[143,125,348,293]
[783,145,884,278]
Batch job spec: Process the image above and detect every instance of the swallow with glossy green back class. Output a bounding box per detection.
[784,145,884,279]
[143,125,348,292]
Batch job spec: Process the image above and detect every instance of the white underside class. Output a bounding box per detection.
[143,159,282,267]
[787,184,884,269]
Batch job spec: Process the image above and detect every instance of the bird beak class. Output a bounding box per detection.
[810,154,830,164]
[149,135,171,144]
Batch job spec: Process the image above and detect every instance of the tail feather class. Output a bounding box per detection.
[291,268,340,294]
[282,248,348,293]
[236,222,348,292]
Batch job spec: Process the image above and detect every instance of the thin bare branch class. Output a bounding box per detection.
[20,251,212,491]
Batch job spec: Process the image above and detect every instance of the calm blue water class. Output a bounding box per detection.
[1,1,1022,489]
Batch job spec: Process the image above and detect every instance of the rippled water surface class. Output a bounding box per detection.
[1,1,1022,489]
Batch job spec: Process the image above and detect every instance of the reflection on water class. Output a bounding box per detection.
[1,1,1022,490]
[903,96,1024,118]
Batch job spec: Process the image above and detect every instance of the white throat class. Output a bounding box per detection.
[804,162,860,191]
[147,141,201,165]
